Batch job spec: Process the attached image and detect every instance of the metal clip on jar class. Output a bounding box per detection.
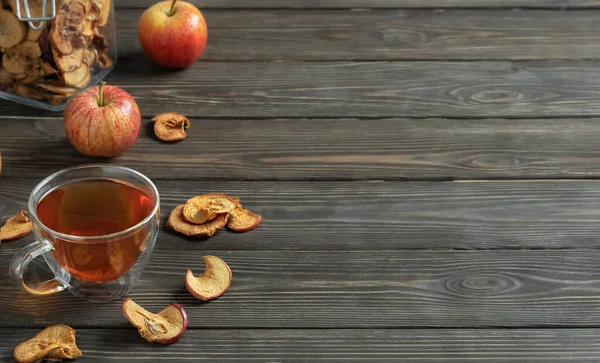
[0,0,116,111]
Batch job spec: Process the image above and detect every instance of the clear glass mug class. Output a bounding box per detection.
[9,164,160,302]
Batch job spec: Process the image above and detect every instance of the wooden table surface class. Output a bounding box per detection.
[4,0,600,361]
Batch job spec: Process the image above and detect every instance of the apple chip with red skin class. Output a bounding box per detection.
[183,193,239,225]
[0,210,32,241]
[167,204,229,237]
[227,207,262,233]
[122,298,188,344]
[186,255,232,301]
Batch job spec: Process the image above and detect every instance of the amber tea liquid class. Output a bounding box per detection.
[36,179,154,283]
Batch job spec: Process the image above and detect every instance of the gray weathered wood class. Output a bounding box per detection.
[4,328,600,362]
[4,179,600,250]
[4,117,600,180]
[117,0,600,9]
[114,9,600,61]
[4,249,600,328]
[4,60,600,118]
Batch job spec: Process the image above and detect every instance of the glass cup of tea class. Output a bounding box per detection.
[9,164,160,302]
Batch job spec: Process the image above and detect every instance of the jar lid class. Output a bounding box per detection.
[14,0,57,30]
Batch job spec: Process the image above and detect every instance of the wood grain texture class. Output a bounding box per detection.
[5,117,600,180]
[4,249,600,328]
[117,0,600,9]
[4,328,600,362]
[114,9,600,61]
[5,60,600,118]
[4,179,600,249]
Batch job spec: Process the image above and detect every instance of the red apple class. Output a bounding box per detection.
[63,82,141,158]
[137,0,208,69]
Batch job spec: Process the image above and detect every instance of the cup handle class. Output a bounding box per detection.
[9,239,69,295]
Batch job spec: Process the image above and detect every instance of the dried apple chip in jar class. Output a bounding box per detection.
[54,47,84,73]
[13,325,82,363]
[35,81,78,97]
[92,32,109,51]
[0,9,26,48]
[48,94,68,105]
[40,61,59,76]
[2,41,42,76]
[0,67,13,90]
[27,27,43,42]
[49,0,91,56]
[97,50,113,68]
[82,47,98,67]
[14,83,46,99]
[63,63,91,88]
[152,112,190,142]
[0,210,33,241]
[90,0,111,27]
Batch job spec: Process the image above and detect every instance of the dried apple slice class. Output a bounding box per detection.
[18,74,42,85]
[0,67,13,89]
[2,41,42,75]
[90,0,110,27]
[0,9,26,48]
[0,210,33,241]
[35,82,77,96]
[227,208,262,233]
[166,204,229,237]
[48,94,68,106]
[185,255,232,301]
[92,32,109,51]
[49,0,90,56]
[63,63,90,88]
[122,298,188,344]
[54,47,84,73]
[14,83,46,99]
[97,50,113,68]
[152,112,190,142]
[2,53,26,74]
[82,47,98,67]
[27,27,43,42]
[13,325,82,363]
[183,194,239,225]
[40,61,58,75]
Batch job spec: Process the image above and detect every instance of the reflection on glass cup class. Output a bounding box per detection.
[9,164,160,302]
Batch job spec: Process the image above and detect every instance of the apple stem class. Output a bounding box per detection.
[98,81,105,107]
[169,0,177,16]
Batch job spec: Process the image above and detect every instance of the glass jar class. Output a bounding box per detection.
[0,0,117,111]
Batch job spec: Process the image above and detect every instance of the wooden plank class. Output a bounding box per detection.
[4,179,600,249]
[4,117,600,180]
[4,328,600,362]
[3,249,600,328]
[4,60,600,118]
[114,9,600,61]
[117,0,600,9]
